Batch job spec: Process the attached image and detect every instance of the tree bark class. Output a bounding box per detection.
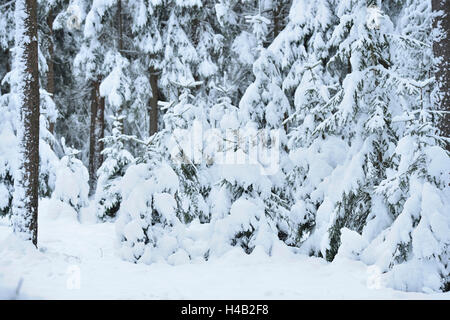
[274,0,290,133]
[46,8,55,134]
[149,67,159,136]
[88,79,105,196]
[12,0,40,247]
[432,0,449,149]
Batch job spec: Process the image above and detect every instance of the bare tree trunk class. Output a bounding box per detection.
[149,67,159,136]
[46,8,55,134]
[88,80,105,196]
[88,82,97,195]
[432,0,449,149]
[116,0,125,133]
[273,0,281,39]
[117,0,123,53]
[0,48,10,94]
[98,94,105,166]
[12,0,40,247]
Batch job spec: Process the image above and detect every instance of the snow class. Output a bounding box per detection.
[1,211,449,300]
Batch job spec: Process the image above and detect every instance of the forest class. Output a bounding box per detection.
[0,0,449,298]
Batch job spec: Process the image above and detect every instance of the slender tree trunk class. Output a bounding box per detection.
[46,8,55,134]
[117,0,123,53]
[149,67,159,136]
[98,94,105,166]
[88,80,105,196]
[273,0,281,40]
[116,0,125,133]
[6,48,10,78]
[432,0,449,149]
[0,48,10,94]
[273,0,289,132]
[12,0,40,247]
[88,83,97,195]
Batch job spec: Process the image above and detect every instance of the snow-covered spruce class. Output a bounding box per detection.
[115,160,185,264]
[115,157,293,264]
[355,1,450,292]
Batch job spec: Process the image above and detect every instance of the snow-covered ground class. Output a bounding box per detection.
[0,210,448,300]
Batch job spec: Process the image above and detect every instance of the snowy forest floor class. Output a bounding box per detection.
[0,203,449,300]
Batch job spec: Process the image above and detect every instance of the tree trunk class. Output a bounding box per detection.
[88,82,97,196]
[88,79,105,196]
[116,0,125,133]
[0,48,10,94]
[274,0,290,133]
[432,0,449,149]
[98,94,105,168]
[12,0,40,247]
[46,8,55,134]
[117,0,123,53]
[273,0,281,40]
[149,67,159,136]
